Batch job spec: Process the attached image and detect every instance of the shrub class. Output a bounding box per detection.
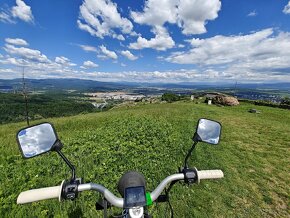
[161,93,180,103]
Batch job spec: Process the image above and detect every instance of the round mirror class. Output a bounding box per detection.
[17,123,57,158]
[196,119,221,145]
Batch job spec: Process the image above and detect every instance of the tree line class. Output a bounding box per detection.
[0,93,95,124]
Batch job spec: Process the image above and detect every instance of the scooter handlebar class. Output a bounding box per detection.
[17,170,224,206]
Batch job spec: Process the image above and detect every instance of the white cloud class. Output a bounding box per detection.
[129,26,175,51]
[166,28,290,81]
[79,69,231,83]
[176,0,221,35]
[247,10,257,17]
[78,0,133,39]
[12,0,34,23]
[4,44,49,63]
[0,9,15,24]
[113,34,125,41]
[283,1,290,14]
[5,38,29,46]
[81,60,98,69]
[0,40,82,79]
[0,56,26,66]
[131,0,178,26]
[99,45,118,59]
[55,56,76,66]
[79,44,97,52]
[131,0,221,35]
[0,68,14,73]
[167,28,283,65]
[120,50,138,60]
[129,0,220,51]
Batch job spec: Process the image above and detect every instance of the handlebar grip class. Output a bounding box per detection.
[17,183,63,204]
[197,170,224,183]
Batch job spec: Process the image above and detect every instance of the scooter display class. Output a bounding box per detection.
[16,118,224,218]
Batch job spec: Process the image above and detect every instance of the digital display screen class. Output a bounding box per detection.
[124,186,146,208]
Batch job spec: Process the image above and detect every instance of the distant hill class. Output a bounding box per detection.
[0,78,134,92]
[0,78,289,92]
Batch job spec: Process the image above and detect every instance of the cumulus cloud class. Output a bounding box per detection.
[129,0,220,50]
[55,56,76,66]
[78,44,97,52]
[77,0,133,39]
[112,34,125,41]
[0,68,14,73]
[80,68,234,83]
[283,1,290,14]
[120,50,138,60]
[166,28,290,81]
[167,29,283,64]
[0,39,82,79]
[131,0,221,35]
[4,44,49,63]
[81,60,98,69]
[131,0,178,26]
[12,0,34,23]
[176,0,221,35]
[99,45,118,59]
[129,26,175,51]
[5,38,29,46]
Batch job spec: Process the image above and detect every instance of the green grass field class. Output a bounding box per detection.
[0,102,289,217]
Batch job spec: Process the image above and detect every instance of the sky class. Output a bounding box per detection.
[0,0,290,84]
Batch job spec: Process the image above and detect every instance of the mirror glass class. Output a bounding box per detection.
[197,119,221,145]
[17,123,57,158]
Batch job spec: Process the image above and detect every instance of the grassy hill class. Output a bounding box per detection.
[0,102,289,217]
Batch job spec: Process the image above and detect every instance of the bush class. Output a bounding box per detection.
[281,97,290,105]
[161,93,180,103]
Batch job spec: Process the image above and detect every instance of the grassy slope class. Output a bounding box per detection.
[0,102,289,217]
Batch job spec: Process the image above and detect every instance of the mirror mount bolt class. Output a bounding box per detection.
[51,139,63,151]
[192,132,201,142]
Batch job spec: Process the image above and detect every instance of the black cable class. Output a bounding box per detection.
[104,199,107,218]
[165,188,174,218]
[168,198,174,218]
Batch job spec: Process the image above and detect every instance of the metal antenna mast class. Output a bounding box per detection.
[234,81,238,97]
[22,66,30,126]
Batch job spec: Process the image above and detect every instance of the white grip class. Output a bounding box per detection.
[197,170,224,183]
[17,185,62,204]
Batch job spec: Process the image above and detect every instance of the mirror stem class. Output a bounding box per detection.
[56,149,76,181]
[184,141,198,169]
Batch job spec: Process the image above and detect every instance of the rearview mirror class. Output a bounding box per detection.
[196,119,221,145]
[17,123,58,158]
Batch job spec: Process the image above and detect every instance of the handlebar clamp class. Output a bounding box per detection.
[179,167,198,184]
[61,178,83,200]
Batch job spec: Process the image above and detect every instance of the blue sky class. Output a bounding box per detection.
[0,0,290,83]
